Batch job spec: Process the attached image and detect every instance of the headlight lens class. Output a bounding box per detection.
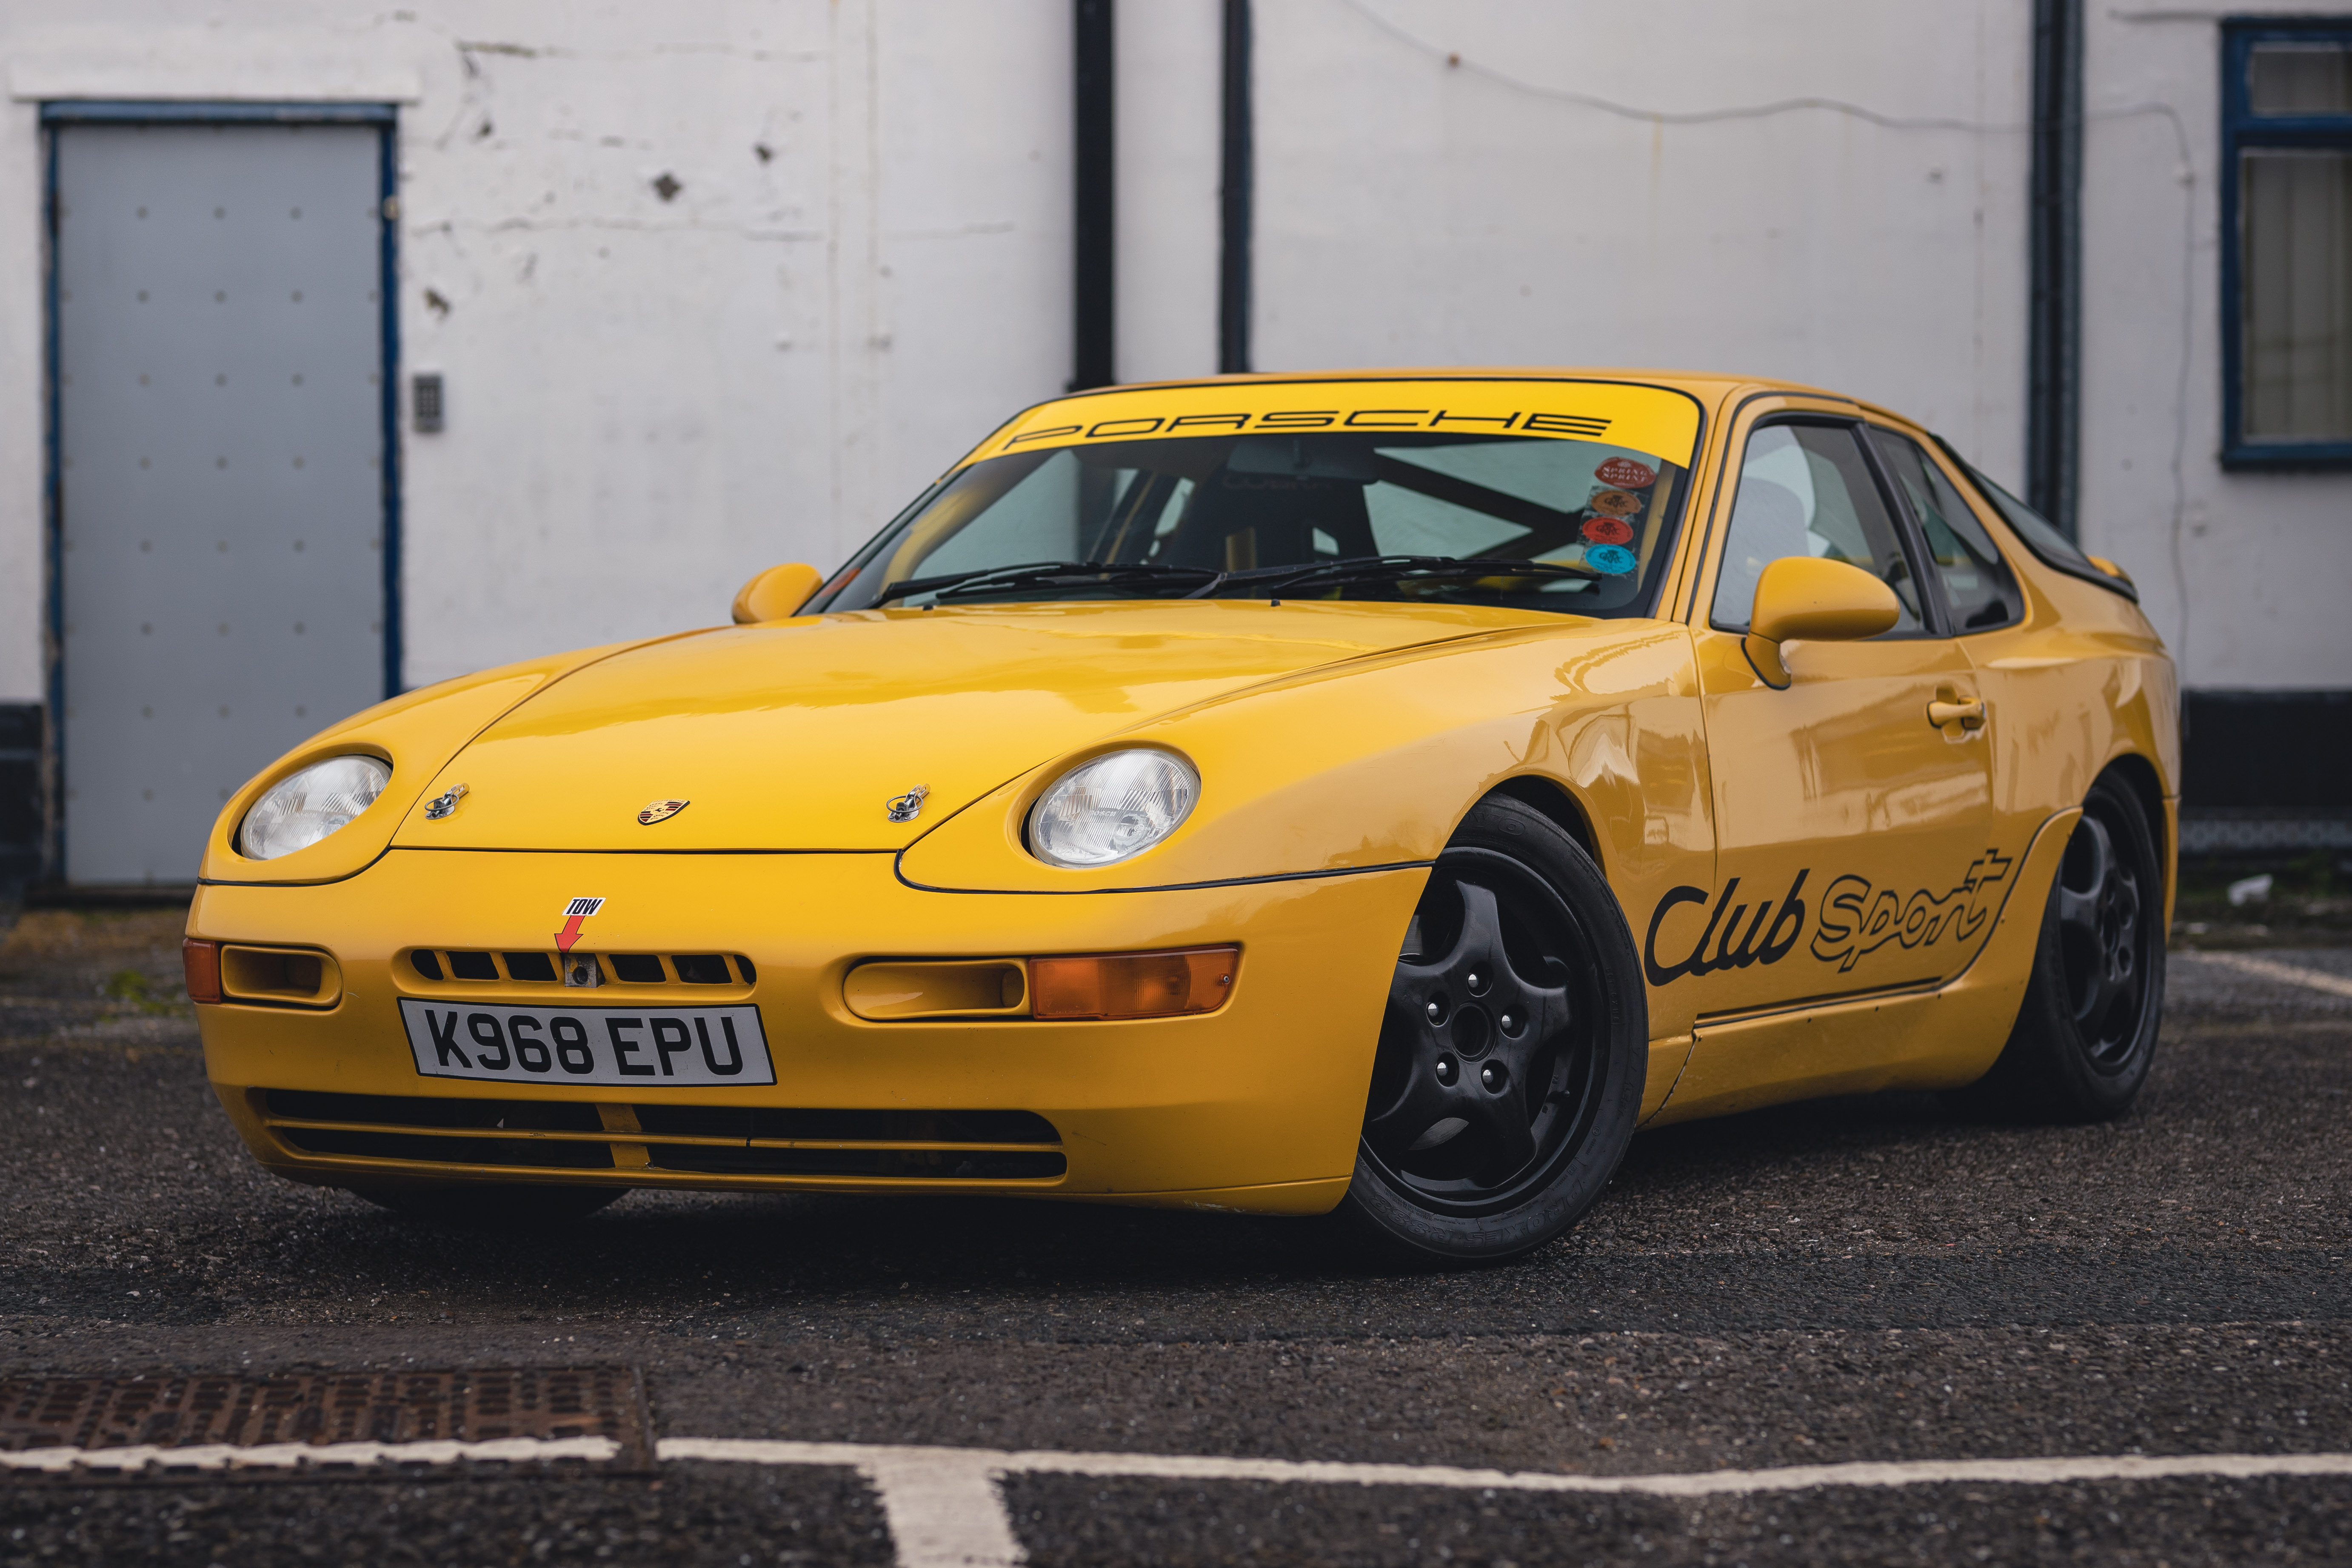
[238,755,391,860]
[1028,748,1199,868]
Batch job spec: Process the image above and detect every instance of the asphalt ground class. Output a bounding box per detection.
[3,908,2349,1565]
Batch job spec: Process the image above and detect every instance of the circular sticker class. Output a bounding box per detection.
[1581,515,1633,546]
[1587,487,1643,518]
[1594,457,1657,489]
[1586,544,1636,576]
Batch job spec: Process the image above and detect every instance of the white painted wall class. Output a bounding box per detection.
[1253,0,2032,474]
[2,0,1075,697]
[1,0,2344,708]
[383,1,1078,686]
[2081,1,2352,691]
[1116,0,1222,384]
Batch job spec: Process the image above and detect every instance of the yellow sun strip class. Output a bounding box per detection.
[958,378,1703,471]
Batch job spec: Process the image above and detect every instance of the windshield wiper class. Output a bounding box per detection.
[874,560,1222,604]
[1198,554,1605,600]
[878,555,1602,607]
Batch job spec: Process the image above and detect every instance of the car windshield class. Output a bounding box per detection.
[811,432,1690,617]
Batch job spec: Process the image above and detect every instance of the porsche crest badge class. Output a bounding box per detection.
[637,798,690,826]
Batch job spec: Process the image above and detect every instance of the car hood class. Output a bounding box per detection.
[391,600,1551,852]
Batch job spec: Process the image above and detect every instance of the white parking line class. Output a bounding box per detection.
[10,1435,2352,1568]
[2182,950,2352,1000]
[666,1439,2352,1568]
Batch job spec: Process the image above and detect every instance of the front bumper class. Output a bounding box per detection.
[192,850,1428,1214]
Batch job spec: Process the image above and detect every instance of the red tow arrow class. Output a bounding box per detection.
[553,897,606,953]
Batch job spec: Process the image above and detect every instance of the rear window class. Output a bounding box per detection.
[1870,429,2021,631]
[1935,438,2138,600]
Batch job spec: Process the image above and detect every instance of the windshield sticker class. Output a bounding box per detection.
[1581,516,1634,545]
[1595,456,1658,488]
[1644,849,2015,987]
[1585,545,1637,575]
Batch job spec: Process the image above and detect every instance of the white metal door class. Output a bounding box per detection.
[55,120,388,884]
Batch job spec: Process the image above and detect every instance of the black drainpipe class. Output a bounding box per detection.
[2027,0,2084,537]
[1072,0,1116,391]
[1218,0,1253,374]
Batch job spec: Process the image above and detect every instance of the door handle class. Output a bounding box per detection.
[1927,697,1986,731]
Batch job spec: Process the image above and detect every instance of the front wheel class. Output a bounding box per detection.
[1338,795,1648,1265]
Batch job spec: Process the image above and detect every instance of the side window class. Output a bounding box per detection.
[1868,429,2021,631]
[1708,423,1924,635]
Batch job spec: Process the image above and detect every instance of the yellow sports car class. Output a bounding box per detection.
[186,371,2175,1262]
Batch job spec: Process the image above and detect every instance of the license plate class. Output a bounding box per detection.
[399,999,776,1088]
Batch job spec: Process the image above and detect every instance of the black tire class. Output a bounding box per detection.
[1963,772,2165,1120]
[1338,795,1648,1265]
[351,1183,626,1227]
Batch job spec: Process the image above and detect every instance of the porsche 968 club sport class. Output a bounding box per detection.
[186,371,2176,1262]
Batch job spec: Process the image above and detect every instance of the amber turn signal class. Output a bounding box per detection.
[1028,945,1239,1021]
[182,939,222,1004]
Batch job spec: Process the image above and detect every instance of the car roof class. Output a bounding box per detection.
[1031,367,1861,405]
[1002,368,1925,440]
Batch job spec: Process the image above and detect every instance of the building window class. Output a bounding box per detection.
[2223,21,2352,467]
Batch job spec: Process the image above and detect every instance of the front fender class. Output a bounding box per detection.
[895,620,1718,999]
[195,636,691,887]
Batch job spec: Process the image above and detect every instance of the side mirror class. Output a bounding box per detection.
[731,562,824,625]
[1742,556,1901,688]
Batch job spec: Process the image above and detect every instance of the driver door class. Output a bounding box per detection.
[1655,408,2002,1047]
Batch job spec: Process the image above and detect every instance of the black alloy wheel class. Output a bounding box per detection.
[1340,795,1647,1264]
[1364,857,1595,1208]
[1963,771,2166,1121]
[2055,808,2148,1065]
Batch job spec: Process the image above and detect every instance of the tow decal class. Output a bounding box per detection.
[554,896,607,954]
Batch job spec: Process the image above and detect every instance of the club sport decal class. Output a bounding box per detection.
[1811,851,2014,973]
[1644,849,2014,987]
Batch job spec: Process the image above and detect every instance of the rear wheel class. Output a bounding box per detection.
[1964,772,2165,1120]
[352,1184,625,1227]
[1338,796,1647,1265]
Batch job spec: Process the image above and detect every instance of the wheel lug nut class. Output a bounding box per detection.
[1434,1055,1458,1085]
[1425,1001,1441,1020]
[1481,1062,1507,1091]
[1466,971,1482,992]
[1500,1014,1515,1032]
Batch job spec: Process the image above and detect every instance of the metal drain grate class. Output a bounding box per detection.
[0,1368,647,1464]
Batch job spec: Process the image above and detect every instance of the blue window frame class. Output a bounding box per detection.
[2221,20,2352,468]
